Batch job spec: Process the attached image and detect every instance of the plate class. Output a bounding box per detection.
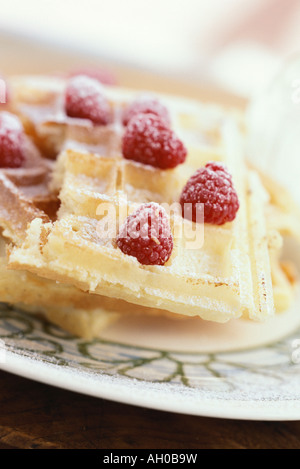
[1,32,300,422]
[1,300,300,421]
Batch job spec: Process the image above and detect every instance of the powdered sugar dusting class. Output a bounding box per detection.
[65,75,111,125]
[117,202,173,265]
[0,112,23,135]
[122,94,170,126]
[2,303,300,420]
[122,112,187,169]
[180,162,239,225]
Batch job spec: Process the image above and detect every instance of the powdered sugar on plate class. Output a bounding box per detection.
[1,303,300,420]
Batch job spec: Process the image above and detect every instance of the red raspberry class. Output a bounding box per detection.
[68,67,117,86]
[0,112,25,168]
[64,75,111,125]
[122,113,187,169]
[122,96,170,126]
[117,203,173,266]
[180,162,239,225]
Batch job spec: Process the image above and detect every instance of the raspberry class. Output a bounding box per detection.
[117,203,173,266]
[122,96,170,126]
[122,113,187,169]
[68,67,117,86]
[0,112,25,168]
[64,75,111,125]
[180,162,239,225]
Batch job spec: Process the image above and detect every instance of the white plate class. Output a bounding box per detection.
[1,299,300,421]
[1,32,300,421]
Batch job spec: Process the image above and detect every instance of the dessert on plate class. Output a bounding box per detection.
[0,73,298,338]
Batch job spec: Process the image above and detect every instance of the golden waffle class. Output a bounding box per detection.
[11,74,300,248]
[0,181,184,339]
[7,90,278,323]
[8,75,67,159]
[0,180,120,339]
[254,167,300,244]
[0,184,187,338]
[10,75,123,160]
[267,229,297,313]
[0,124,58,242]
[0,110,118,337]
[10,75,242,163]
[0,236,121,338]
[4,76,298,332]
[0,109,193,337]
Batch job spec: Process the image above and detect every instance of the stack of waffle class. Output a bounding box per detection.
[0,74,298,338]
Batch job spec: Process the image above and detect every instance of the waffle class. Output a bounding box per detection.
[254,167,300,244]
[3,76,298,334]
[0,235,123,337]
[0,109,119,337]
[10,75,125,161]
[0,110,192,337]
[8,76,67,159]
[0,175,186,339]
[7,81,280,324]
[10,75,246,163]
[11,75,300,245]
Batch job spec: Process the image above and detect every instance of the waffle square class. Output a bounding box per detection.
[0,164,120,337]
[4,76,298,330]
[8,98,276,323]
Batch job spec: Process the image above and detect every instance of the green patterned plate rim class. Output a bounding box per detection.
[1,303,300,420]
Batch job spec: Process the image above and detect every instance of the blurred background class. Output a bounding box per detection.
[1,0,300,100]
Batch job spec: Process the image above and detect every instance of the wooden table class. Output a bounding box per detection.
[1,369,300,449]
[0,32,299,450]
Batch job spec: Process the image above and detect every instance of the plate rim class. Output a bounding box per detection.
[2,349,300,421]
